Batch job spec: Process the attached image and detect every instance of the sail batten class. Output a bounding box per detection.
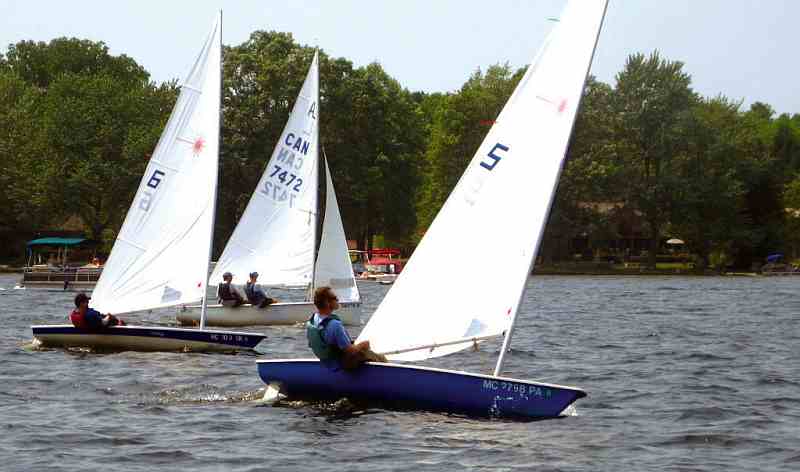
[357,0,609,362]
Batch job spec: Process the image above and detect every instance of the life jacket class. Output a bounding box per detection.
[218,282,239,301]
[244,282,262,304]
[306,314,344,361]
[69,309,88,329]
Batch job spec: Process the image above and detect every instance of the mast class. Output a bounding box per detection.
[493,0,609,377]
[308,50,320,300]
[199,9,222,330]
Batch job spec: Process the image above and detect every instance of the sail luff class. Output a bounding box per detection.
[200,10,223,330]
[309,50,321,296]
[493,0,610,376]
[313,156,361,303]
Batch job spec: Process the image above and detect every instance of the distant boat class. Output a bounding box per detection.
[351,248,404,285]
[761,253,800,276]
[177,52,361,327]
[257,0,607,419]
[31,12,266,352]
[19,237,102,291]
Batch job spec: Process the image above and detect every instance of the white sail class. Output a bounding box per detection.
[91,15,221,314]
[314,158,361,303]
[210,52,319,288]
[357,0,608,361]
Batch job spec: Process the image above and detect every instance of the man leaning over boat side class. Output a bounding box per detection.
[306,286,387,370]
[244,272,277,308]
[217,272,244,307]
[69,292,126,330]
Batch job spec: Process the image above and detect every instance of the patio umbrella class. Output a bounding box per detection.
[666,238,684,245]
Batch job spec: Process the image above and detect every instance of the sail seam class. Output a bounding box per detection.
[115,236,148,252]
[180,83,203,94]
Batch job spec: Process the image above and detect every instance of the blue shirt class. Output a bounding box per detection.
[313,312,352,370]
[244,282,266,304]
[313,313,352,349]
[84,308,105,330]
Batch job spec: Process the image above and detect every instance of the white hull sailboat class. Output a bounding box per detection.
[176,52,362,328]
[177,300,360,327]
[32,13,266,352]
[258,0,608,418]
[32,325,263,352]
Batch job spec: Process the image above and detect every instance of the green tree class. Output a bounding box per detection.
[543,76,618,262]
[4,38,147,88]
[0,38,174,245]
[611,51,696,267]
[220,32,425,253]
[330,62,425,249]
[417,64,524,233]
[782,174,800,259]
[729,103,784,267]
[37,72,175,240]
[668,97,746,269]
[0,70,50,232]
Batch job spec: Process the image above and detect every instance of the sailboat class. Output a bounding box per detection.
[176,53,362,328]
[31,13,266,352]
[256,0,607,418]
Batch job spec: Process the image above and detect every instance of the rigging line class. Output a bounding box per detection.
[376,333,503,357]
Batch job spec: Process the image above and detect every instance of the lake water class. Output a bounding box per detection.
[1,274,798,471]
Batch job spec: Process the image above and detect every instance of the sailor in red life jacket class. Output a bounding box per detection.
[69,292,125,330]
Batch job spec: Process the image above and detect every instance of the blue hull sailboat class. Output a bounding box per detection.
[257,0,608,418]
[31,13,266,352]
[258,360,586,418]
[32,325,264,352]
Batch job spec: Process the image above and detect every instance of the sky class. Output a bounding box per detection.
[2,0,798,115]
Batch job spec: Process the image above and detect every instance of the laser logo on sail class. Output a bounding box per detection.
[192,137,205,156]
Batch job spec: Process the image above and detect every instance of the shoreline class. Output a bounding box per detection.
[0,265,772,277]
[532,270,758,277]
[531,266,757,276]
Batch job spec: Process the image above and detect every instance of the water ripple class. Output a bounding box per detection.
[2,274,799,471]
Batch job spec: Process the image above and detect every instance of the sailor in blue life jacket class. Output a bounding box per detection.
[306,286,387,370]
[244,272,277,308]
[217,271,244,307]
[69,292,125,330]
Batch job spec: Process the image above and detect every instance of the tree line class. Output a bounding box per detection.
[1,33,798,269]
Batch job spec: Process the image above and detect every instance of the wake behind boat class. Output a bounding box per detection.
[257,0,608,419]
[31,12,264,352]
